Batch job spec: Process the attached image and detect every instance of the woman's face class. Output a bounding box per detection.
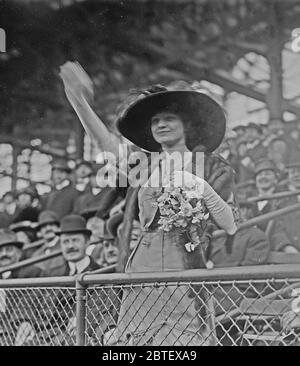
[151,112,186,147]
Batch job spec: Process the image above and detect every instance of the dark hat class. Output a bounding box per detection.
[37,210,59,229]
[255,159,277,176]
[12,207,40,224]
[0,229,24,249]
[16,186,38,199]
[80,207,99,220]
[117,81,226,153]
[286,151,300,169]
[10,221,37,232]
[107,212,124,238]
[58,215,91,236]
[51,159,72,173]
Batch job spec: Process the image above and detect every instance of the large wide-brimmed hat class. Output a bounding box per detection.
[0,229,24,250]
[117,81,226,152]
[58,215,91,236]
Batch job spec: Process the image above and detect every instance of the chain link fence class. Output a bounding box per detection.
[1,266,300,346]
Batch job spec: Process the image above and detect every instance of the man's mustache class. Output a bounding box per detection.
[65,248,79,254]
[0,256,12,261]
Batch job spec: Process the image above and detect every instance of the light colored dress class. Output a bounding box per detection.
[106,159,236,346]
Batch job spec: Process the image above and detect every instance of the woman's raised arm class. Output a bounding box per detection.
[59,61,120,156]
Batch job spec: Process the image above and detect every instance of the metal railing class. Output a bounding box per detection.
[1,265,300,346]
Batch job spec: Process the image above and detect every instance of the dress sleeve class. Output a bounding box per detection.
[203,180,237,235]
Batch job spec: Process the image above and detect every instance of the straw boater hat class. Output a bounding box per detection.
[117,81,226,153]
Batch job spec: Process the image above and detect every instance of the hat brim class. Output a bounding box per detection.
[58,229,92,236]
[37,220,60,229]
[0,241,24,250]
[117,91,226,152]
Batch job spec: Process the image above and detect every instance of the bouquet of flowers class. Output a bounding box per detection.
[153,176,214,269]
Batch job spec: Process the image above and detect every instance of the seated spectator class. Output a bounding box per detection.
[95,232,119,270]
[9,221,37,247]
[210,201,270,268]
[106,212,141,272]
[81,207,106,263]
[74,160,93,193]
[267,137,288,173]
[39,215,120,345]
[13,186,40,224]
[43,214,100,276]
[235,140,255,183]
[269,151,300,253]
[0,229,42,279]
[253,159,282,232]
[246,123,267,163]
[73,162,122,217]
[210,201,270,345]
[0,191,17,228]
[33,210,64,271]
[44,159,79,219]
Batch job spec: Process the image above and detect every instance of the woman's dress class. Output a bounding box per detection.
[106,162,236,346]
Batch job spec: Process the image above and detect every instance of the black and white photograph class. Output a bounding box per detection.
[1,0,300,350]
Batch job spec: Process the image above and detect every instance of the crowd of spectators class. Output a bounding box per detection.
[1,117,300,344]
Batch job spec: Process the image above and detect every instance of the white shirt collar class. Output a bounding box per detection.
[68,256,90,275]
[55,179,70,191]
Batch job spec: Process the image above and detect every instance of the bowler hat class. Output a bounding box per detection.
[255,159,277,176]
[286,151,300,168]
[0,229,24,249]
[107,212,124,238]
[59,215,91,236]
[117,81,226,153]
[37,210,60,229]
[52,159,72,173]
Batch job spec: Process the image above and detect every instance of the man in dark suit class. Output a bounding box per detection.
[41,215,120,345]
[0,229,42,279]
[43,214,99,276]
[32,210,65,272]
[44,159,79,220]
[73,162,122,217]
